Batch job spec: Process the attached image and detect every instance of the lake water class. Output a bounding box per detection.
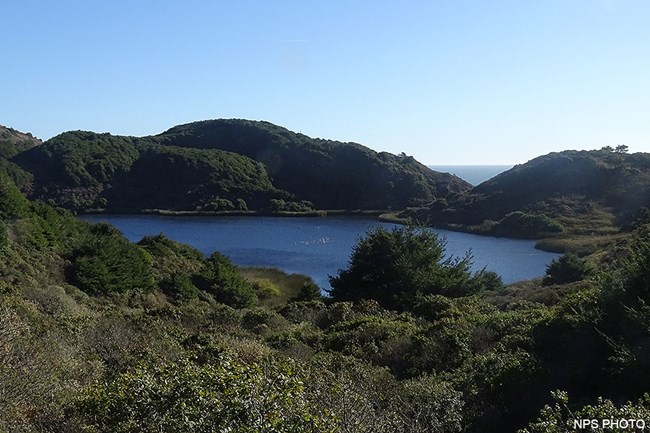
[79,215,559,289]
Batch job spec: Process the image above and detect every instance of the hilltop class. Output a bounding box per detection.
[0,125,41,189]
[7,119,470,213]
[405,149,650,249]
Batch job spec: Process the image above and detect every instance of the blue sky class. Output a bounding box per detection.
[1,1,648,164]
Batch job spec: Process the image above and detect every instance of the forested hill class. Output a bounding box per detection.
[406,148,650,238]
[153,119,469,209]
[0,125,41,189]
[0,125,42,158]
[7,119,471,212]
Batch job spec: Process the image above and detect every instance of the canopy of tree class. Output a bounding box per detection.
[329,226,503,309]
[6,120,471,212]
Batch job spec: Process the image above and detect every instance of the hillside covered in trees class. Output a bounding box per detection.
[0,125,41,190]
[405,148,650,251]
[3,120,470,213]
[2,172,650,432]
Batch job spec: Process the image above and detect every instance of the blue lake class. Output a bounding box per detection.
[79,215,559,289]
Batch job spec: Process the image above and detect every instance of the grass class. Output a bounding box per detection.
[239,267,317,308]
[554,207,619,236]
[535,233,627,255]
[481,279,593,307]
[378,212,410,225]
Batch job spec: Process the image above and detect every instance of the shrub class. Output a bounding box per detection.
[329,226,493,310]
[160,272,198,300]
[543,253,595,286]
[74,355,335,432]
[68,231,155,295]
[0,176,28,220]
[291,282,323,302]
[196,252,257,308]
[251,278,281,299]
[492,212,565,238]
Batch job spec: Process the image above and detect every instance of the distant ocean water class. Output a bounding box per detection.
[428,165,514,186]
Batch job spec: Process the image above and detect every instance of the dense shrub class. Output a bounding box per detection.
[491,211,565,238]
[522,391,650,433]
[543,253,595,285]
[75,355,334,432]
[68,225,155,295]
[196,252,257,308]
[329,226,501,310]
[160,272,198,300]
[291,281,323,302]
[0,176,28,220]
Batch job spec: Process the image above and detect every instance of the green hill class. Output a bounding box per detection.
[0,125,40,189]
[0,125,41,158]
[406,149,650,239]
[9,120,470,212]
[154,119,469,210]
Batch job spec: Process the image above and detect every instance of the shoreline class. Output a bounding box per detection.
[79,208,572,254]
[79,208,394,218]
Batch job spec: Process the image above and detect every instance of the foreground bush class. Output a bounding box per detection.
[75,354,334,433]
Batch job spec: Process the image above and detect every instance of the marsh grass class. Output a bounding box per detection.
[240,267,318,308]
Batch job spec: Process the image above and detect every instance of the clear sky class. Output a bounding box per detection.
[1,1,648,164]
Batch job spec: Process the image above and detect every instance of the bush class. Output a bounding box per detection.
[74,355,335,432]
[251,278,281,299]
[329,226,493,310]
[196,252,257,308]
[522,391,650,433]
[291,282,323,302]
[543,253,595,286]
[491,212,565,238]
[0,176,28,220]
[68,229,155,295]
[160,272,198,300]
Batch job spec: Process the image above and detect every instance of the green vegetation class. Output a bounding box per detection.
[68,224,155,295]
[329,226,503,309]
[155,119,470,210]
[240,267,323,307]
[76,355,332,433]
[0,125,38,189]
[405,149,650,245]
[6,120,470,213]
[543,253,595,286]
[0,125,41,159]
[488,211,565,238]
[2,134,650,431]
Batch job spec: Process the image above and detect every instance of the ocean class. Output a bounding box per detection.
[428,165,514,186]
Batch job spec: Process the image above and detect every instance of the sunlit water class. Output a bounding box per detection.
[79,215,559,289]
[428,165,513,186]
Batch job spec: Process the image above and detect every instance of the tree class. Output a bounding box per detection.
[543,253,595,286]
[291,281,324,302]
[614,144,629,154]
[329,226,499,310]
[599,224,650,393]
[68,225,155,295]
[197,252,257,308]
[0,176,28,220]
[521,391,650,433]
